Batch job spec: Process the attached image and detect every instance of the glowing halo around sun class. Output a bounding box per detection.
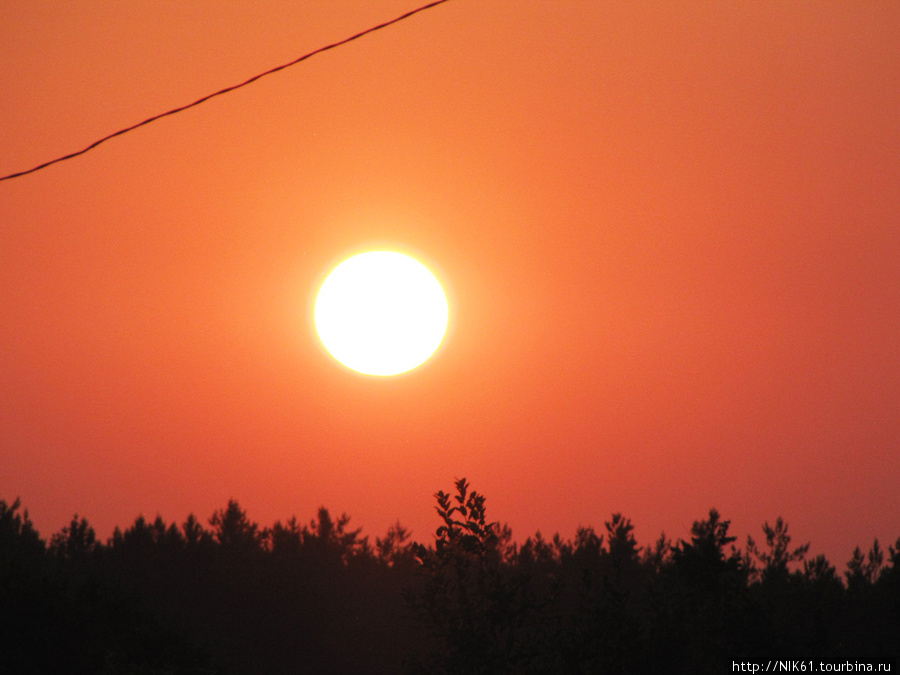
[314,251,449,376]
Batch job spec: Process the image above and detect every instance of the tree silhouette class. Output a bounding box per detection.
[265,515,304,558]
[305,506,366,565]
[182,512,215,552]
[0,498,45,564]
[411,479,564,673]
[377,520,415,569]
[49,513,98,560]
[747,517,810,585]
[210,499,260,554]
[845,539,884,588]
[648,509,754,671]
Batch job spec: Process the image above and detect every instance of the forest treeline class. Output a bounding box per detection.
[1,479,898,674]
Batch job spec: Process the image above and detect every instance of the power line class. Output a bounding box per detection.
[0,0,452,183]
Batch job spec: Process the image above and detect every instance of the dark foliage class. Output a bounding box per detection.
[2,484,898,674]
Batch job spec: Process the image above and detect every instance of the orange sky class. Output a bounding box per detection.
[2,1,899,567]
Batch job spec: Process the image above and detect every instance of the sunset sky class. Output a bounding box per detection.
[2,1,899,567]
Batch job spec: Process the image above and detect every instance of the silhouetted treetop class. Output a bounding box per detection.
[0,498,45,565]
[49,513,97,561]
[747,516,810,584]
[210,498,260,553]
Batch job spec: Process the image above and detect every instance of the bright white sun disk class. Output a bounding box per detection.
[314,251,449,376]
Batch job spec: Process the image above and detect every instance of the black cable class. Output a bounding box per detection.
[0,0,452,183]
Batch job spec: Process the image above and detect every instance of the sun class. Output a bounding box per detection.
[314,251,449,376]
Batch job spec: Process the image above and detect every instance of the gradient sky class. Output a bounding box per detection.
[2,1,899,567]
